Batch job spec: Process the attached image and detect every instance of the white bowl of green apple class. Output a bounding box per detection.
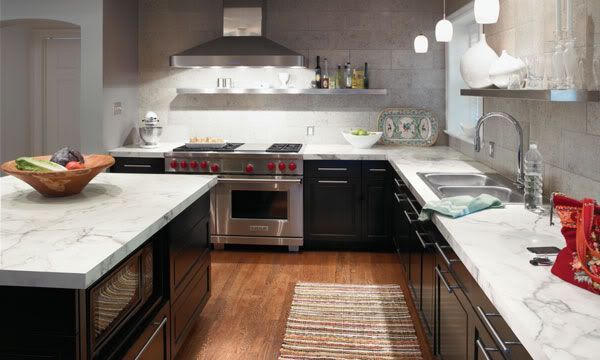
[342,129,383,149]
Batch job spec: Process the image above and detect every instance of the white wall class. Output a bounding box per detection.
[1,0,104,153]
[0,25,31,164]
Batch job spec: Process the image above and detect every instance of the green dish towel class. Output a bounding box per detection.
[418,194,504,221]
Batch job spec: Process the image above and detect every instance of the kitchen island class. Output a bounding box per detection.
[0,173,218,359]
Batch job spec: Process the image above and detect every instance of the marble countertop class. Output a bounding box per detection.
[385,147,599,360]
[0,173,217,289]
[109,142,183,158]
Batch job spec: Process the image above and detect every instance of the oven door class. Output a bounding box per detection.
[211,176,303,240]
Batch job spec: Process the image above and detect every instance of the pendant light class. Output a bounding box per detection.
[474,0,500,24]
[414,34,429,53]
[435,0,453,42]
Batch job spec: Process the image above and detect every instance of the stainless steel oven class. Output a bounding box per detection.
[211,175,303,251]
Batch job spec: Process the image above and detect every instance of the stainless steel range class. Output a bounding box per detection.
[165,143,304,252]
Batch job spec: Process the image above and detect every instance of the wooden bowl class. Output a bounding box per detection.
[1,154,115,197]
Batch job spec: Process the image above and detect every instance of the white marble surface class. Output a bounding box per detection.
[109,142,183,158]
[0,173,217,289]
[386,147,600,360]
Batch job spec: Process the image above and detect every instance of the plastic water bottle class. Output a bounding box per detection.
[524,144,544,211]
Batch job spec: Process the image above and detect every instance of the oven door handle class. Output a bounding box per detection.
[218,178,303,184]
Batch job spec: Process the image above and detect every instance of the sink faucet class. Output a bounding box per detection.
[474,112,525,189]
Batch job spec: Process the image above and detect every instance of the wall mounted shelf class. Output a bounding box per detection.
[176,88,388,95]
[460,88,599,102]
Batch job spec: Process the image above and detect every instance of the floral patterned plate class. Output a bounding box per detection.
[377,108,439,146]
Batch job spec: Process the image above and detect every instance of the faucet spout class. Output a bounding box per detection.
[473,112,525,189]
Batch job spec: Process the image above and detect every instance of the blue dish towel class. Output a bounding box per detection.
[418,194,504,221]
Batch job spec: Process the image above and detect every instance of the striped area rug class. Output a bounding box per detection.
[279,283,423,360]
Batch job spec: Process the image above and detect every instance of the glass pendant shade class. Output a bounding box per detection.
[474,0,500,24]
[435,18,454,42]
[414,34,429,53]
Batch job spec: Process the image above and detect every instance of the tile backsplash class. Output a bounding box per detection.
[139,0,446,145]
[450,0,600,200]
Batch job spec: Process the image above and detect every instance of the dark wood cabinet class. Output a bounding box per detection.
[362,162,392,247]
[304,161,362,247]
[304,160,392,249]
[110,157,165,174]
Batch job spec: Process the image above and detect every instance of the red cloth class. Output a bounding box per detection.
[550,194,600,295]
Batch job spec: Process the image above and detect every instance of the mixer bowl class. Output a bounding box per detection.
[139,127,163,147]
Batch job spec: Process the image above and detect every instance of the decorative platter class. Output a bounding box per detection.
[376,108,439,146]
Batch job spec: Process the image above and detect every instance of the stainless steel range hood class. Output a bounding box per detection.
[170,1,306,68]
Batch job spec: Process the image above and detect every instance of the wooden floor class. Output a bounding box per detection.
[176,250,433,360]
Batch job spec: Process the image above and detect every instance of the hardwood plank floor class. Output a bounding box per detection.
[175,250,433,360]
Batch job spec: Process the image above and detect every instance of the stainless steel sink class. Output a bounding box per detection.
[417,172,524,203]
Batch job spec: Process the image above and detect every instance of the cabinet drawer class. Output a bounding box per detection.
[111,157,165,174]
[305,160,361,179]
[171,256,211,357]
[362,161,389,180]
[168,193,210,241]
[123,302,170,360]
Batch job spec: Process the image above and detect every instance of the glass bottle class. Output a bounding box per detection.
[321,57,330,89]
[345,62,352,88]
[363,62,369,89]
[315,56,322,89]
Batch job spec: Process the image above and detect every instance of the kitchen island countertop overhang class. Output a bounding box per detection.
[0,173,218,289]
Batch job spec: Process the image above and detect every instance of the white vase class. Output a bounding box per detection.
[488,50,527,89]
[460,34,499,89]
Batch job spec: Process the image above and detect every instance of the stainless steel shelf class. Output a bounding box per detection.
[460,88,599,102]
[176,88,388,95]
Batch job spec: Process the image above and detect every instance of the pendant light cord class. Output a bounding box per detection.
[443,0,446,18]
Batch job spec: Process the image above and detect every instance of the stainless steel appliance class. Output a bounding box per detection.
[139,111,163,148]
[165,143,304,251]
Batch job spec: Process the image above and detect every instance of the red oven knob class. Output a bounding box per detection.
[200,161,208,169]
[170,159,178,169]
[246,164,254,173]
[180,160,188,169]
[190,160,198,169]
[267,162,275,171]
[278,162,286,171]
[288,162,297,171]
[210,163,220,172]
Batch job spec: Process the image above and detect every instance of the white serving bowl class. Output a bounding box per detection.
[342,130,383,149]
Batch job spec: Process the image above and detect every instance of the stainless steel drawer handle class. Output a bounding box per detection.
[369,168,387,172]
[134,316,167,360]
[407,198,420,214]
[318,167,347,171]
[434,242,460,268]
[123,164,152,168]
[318,180,348,184]
[476,338,498,360]
[435,266,460,293]
[403,210,418,224]
[394,178,407,188]
[476,306,520,353]
[393,192,408,204]
[415,231,434,249]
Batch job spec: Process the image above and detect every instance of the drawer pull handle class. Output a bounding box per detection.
[123,164,152,168]
[435,266,460,293]
[415,231,434,249]
[434,242,460,268]
[134,316,167,360]
[407,198,419,214]
[394,178,407,188]
[369,168,387,172]
[318,167,347,171]
[393,192,408,204]
[476,306,520,353]
[476,338,498,360]
[403,210,418,224]
[318,180,348,184]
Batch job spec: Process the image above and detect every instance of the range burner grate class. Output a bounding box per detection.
[173,143,244,152]
[266,143,303,153]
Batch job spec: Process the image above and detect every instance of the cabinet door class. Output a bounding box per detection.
[304,177,362,245]
[123,302,170,360]
[362,166,392,247]
[435,264,469,360]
